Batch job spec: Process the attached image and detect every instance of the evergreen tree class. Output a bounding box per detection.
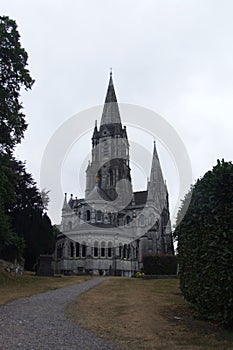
[4,159,56,269]
[174,160,233,326]
[0,15,34,154]
[0,15,34,258]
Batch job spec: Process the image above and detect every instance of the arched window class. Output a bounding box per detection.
[123,244,127,259]
[101,242,105,257]
[108,242,112,258]
[96,210,102,222]
[109,169,113,186]
[149,214,155,226]
[119,243,123,258]
[76,242,80,257]
[82,242,87,257]
[94,241,98,257]
[70,242,74,258]
[127,244,131,260]
[68,221,72,230]
[139,214,145,226]
[86,210,90,221]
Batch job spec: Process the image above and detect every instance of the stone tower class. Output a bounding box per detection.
[85,72,132,201]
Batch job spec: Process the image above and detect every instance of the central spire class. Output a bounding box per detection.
[100,72,121,126]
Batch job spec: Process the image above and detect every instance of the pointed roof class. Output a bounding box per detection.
[62,193,71,211]
[92,120,99,139]
[105,72,117,103]
[147,141,167,209]
[100,72,122,126]
[149,141,164,183]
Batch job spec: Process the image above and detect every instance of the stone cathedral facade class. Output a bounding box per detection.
[54,74,173,276]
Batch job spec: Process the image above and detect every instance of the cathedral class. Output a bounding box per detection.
[54,73,174,276]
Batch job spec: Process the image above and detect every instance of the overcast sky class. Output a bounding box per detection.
[2,1,233,224]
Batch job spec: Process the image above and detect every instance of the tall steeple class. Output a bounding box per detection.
[100,72,122,126]
[147,141,167,211]
[86,72,131,200]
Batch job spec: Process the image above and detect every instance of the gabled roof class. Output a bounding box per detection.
[85,184,112,202]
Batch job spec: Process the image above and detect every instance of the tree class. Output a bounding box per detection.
[4,159,56,269]
[0,153,25,259]
[174,160,233,327]
[0,15,34,155]
[0,16,34,259]
[0,16,56,268]
[40,188,50,212]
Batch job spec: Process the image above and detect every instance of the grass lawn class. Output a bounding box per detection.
[0,260,91,305]
[67,277,233,350]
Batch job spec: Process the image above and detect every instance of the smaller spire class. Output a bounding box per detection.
[148,141,166,209]
[62,193,70,211]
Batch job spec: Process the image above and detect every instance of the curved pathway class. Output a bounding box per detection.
[0,278,121,350]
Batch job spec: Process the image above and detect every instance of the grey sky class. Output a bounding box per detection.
[2,1,233,224]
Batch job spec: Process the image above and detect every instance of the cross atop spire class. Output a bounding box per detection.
[150,140,163,182]
[100,71,121,125]
[104,70,117,103]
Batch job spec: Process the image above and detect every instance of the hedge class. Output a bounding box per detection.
[142,254,177,275]
[174,160,233,327]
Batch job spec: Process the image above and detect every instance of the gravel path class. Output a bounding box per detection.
[0,278,121,350]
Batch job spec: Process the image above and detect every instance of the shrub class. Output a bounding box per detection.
[142,254,177,275]
[174,160,233,327]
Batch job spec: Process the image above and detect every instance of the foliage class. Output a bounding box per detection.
[174,159,233,327]
[142,254,177,275]
[0,15,34,154]
[40,188,50,211]
[3,158,56,269]
[0,15,35,260]
[0,154,25,258]
[22,211,56,270]
[0,16,55,268]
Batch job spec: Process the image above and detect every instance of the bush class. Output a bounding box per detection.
[174,160,233,327]
[142,254,177,275]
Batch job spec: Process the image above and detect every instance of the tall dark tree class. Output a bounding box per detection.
[0,15,34,154]
[4,158,56,269]
[0,16,36,259]
[174,160,233,326]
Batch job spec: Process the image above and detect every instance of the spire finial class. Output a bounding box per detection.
[110,67,112,77]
